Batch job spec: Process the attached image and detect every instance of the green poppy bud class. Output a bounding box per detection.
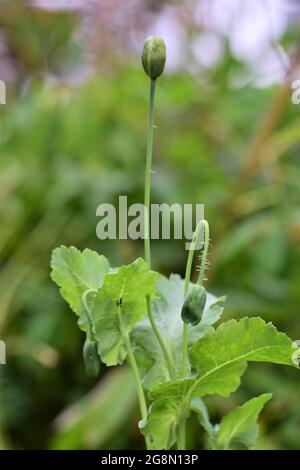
[142,36,166,80]
[83,339,100,377]
[181,285,207,326]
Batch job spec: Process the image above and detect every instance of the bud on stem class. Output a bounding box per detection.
[181,285,207,326]
[83,339,100,377]
[142,36,166,80]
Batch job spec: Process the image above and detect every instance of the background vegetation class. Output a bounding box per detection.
[0,0,299,449]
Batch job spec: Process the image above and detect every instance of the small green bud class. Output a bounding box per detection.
[83,339,100,377]
[142,36,166,80]
[181,285,207,326]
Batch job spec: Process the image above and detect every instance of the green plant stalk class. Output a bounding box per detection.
[182,219,210,377]
[144,78,156,268]
[197,219,210,286]
[144,78,174,379]
[177,417,186,450]
[147,297,174,379]
[81,289,97,341]
[117,304,150,449]
[179,219,210,449]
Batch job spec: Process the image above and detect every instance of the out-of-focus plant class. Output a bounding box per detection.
[0,0,78,80]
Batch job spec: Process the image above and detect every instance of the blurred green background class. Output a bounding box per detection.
[0,0,300,450]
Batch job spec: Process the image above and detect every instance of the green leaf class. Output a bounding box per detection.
[132,274,225,389]
[140,379,193,450]
[91,258,157,366]
[190,398,217,446]
[141,317,299,449]
[190,317,298,397]
[50,246,110,331]
[216,393,272,450]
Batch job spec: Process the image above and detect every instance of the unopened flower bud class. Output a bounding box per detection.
[181,285,207,326]
[83,339,100,377]
[141,36,166,80]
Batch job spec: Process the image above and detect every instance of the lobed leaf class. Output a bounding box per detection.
[91,258,157,366]
[50,245,110,331]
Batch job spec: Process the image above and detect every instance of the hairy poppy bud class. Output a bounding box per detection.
[142,36,166,80]
[181,285,207,326]
[83,339,100,377]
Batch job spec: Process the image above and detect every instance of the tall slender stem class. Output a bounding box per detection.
[179,219,210,451]
[182,220,210,377]
[143,78,174,379]
[144,78,156,267]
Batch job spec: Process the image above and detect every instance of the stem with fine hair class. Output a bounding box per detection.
[144,77,174,379]
[179,220,210,450]
[182,219,210,377]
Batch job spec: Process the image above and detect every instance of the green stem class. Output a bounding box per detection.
[177,417,186,450]
[144,78,156,267]
[118,307,147,419]
[147,298,174,379]
[81,289,97,340]
[179,219,210,451]
[143,78,174,379]
[197,220,210,286]
[182,219,210,377]
[117,304,150,448]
